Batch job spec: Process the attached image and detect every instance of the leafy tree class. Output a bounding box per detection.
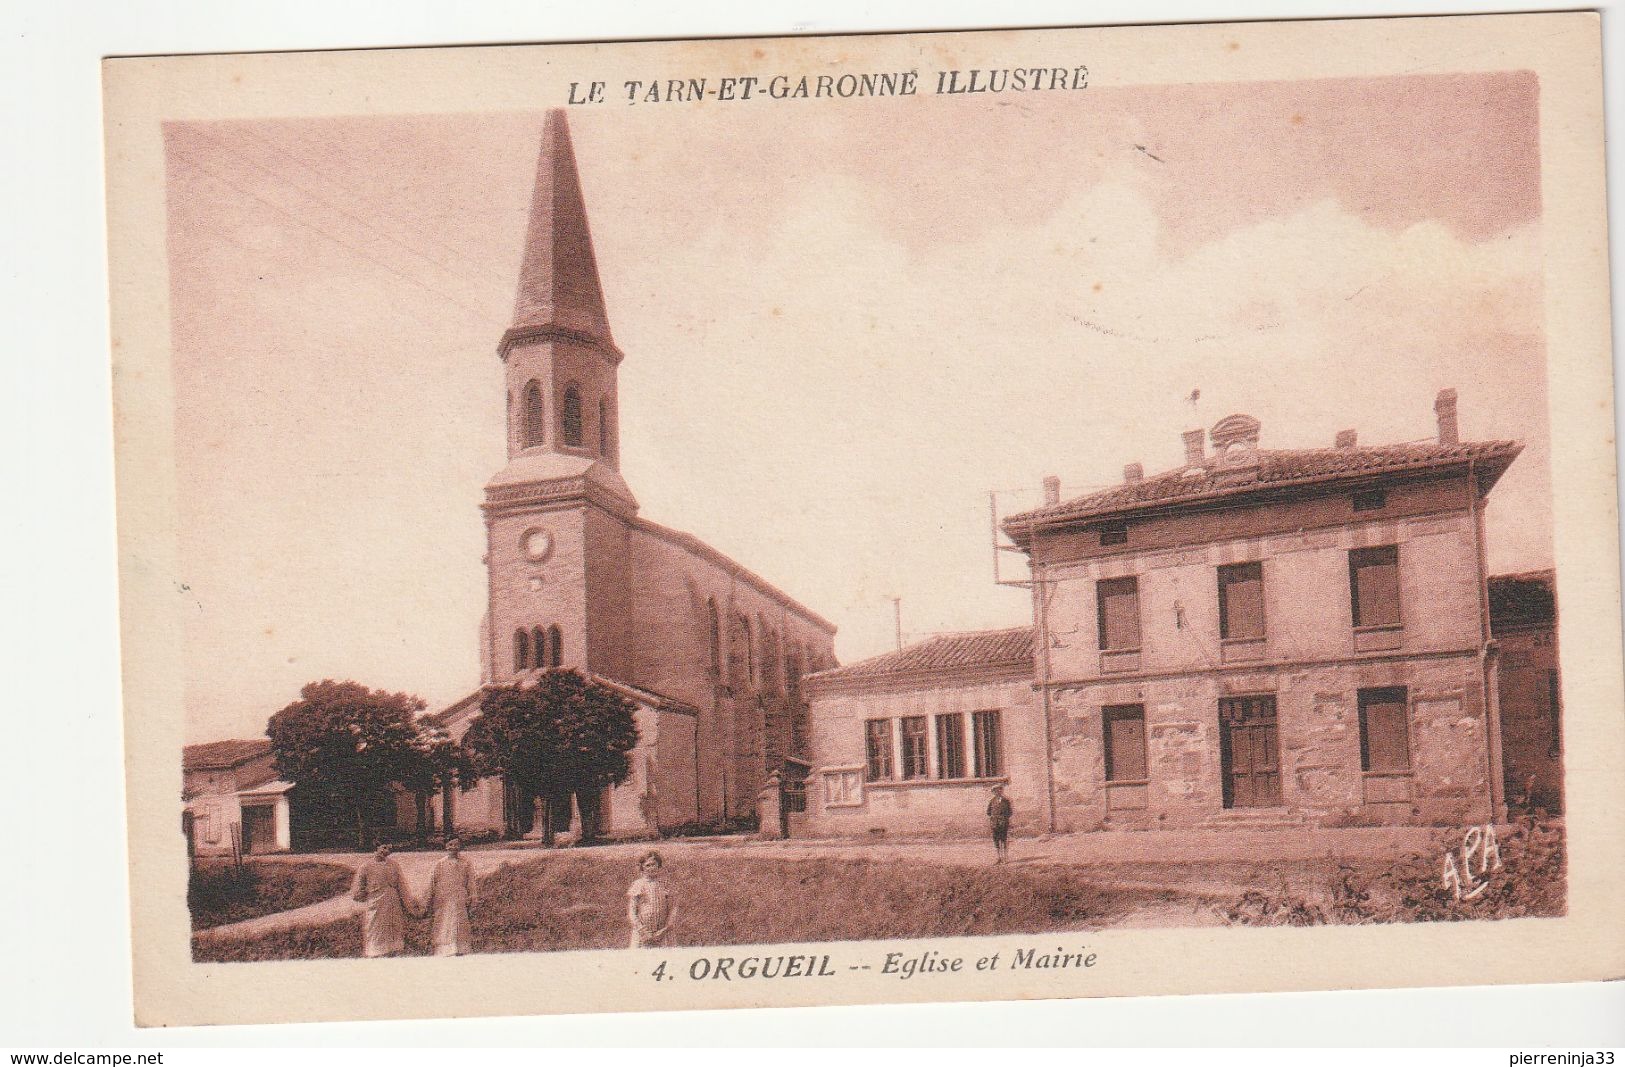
[462,670,639,844]
[397,726,481,843]
[266,680,424,850]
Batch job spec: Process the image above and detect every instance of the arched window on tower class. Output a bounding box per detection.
[561,385,583,447]
[514,629,530,672]
[531,627,547,669]
[548,625,563,667]
[598,397,611,457]
[522,380,545,449]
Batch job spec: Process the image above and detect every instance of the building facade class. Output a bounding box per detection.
[1490,570,1563,814]
[432,111,837,838]
[802,391,1533,835]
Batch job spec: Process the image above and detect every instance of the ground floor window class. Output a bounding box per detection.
[935,712,967,779]
[899,716,929,778]
[1219,694,1281,808]
[864,718,893,781]
[1103,704,1148,782]
[1358,686,1411,773]
[972,709,1004,778]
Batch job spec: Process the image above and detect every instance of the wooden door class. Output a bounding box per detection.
[242,805,276,854]
[1220,696,1281,808]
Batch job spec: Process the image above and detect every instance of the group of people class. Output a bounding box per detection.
[350,838,478,958]
[346,789,1011,959]
[349,840,676,958]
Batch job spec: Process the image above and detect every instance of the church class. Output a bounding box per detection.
[427,111,837,838]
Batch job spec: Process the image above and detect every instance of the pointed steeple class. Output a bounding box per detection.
[502,109,618,359]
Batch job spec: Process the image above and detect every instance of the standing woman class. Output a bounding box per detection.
[350,844,413,957]
[426,837,477,956]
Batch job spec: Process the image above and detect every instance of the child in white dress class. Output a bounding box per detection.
[626,850,676,948]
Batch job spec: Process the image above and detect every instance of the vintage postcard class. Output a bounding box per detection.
[105,13,1623,1027]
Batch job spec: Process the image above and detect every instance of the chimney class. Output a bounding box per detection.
[1182,428,1206,466]
[1435,388,1459,445]
[1042,475,1060,505]
[1123,462,1143,484]
[1334,429,1358,449]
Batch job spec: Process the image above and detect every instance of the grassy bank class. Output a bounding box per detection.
[195,852,1132,962]
[1218,820,1566,925]
[189,860,354,931]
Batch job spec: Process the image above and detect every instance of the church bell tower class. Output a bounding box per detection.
[482,110,637,687]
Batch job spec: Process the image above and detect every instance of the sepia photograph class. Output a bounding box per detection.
[100,10,1624,1028]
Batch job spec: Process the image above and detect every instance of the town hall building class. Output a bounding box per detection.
[801,393,1555,836]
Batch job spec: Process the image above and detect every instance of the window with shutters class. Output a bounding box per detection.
[899,716,929,779]
[1218,562,1265,641]
[531,626,547,668]
[1358,687,1411,773]
[513,629,529,672]
[935,713,966,779]
[1103,704,1148,783]
[1349,545,1402,629]
[1096,576,1141,651]
[864,719,894,781]
[972,710,1005,778]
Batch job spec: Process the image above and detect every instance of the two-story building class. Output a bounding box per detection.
[801,389,1527,834]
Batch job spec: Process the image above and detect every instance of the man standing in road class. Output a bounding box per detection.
[987,784,1013,864]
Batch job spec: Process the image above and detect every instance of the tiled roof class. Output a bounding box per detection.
[183,738,271,771]
[810,626,1033,685]
[1005,439,1522,533]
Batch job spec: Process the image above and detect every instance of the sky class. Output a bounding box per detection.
[165,71,1549,743]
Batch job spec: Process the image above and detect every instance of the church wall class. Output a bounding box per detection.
[627,525,836,823]
[799,675,1043,838]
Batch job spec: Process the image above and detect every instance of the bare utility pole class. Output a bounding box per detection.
[891,597,903,652]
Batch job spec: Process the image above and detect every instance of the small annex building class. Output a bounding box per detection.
[182,738,292,856]
[801,627,1041,837]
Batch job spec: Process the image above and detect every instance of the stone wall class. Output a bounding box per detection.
[1048,653,1493,829]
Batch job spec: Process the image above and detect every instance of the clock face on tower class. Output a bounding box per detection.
[521,528,553,563]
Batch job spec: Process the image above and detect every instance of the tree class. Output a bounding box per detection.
[462,670,639,845]
[397,726,481,844]
[266,680,424,850]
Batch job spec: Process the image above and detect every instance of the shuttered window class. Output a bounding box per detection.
[1349,546,1401,628]
[864,719,893,781]
[1358,687,1411,773]
[1218,562,1265,640]
[899,716,929,779]
[1103,704,1148,782]
[1096,577,1141,651]
[972,710,1004,777]
[935,713,966,779]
